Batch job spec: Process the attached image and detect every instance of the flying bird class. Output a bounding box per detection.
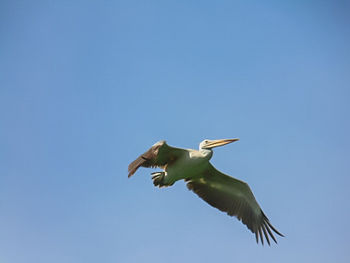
[128,139,283,245]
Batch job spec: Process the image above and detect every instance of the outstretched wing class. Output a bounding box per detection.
[186,164,283,245]
[128,140,188,177]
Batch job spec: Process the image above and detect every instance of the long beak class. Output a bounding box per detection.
[204,138,239,149]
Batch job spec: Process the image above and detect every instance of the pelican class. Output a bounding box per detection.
[128,139,283,245]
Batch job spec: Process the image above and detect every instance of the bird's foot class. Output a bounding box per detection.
[151,172,173,188]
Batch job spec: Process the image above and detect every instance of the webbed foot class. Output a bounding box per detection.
[151,172,173,188]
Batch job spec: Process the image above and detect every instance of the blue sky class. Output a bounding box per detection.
[1,1,349,262]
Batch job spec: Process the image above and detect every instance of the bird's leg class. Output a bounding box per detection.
[151,172,174,188]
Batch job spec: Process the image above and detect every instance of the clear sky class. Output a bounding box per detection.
[1,1,349,262]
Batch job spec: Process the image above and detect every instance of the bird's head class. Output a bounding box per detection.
[199,138,239,150]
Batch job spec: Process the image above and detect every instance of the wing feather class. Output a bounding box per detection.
[128,141,187,177]
[186,164,283,245]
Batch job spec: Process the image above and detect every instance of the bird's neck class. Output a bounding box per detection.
[199,148,213,160]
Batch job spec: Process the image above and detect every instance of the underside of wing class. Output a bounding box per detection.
[186,164,283,245]
[128,141,187,177]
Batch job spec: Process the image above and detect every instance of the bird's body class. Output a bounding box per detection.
[128,139,283,245]
[160,145,212,184]
[128,140,213,185]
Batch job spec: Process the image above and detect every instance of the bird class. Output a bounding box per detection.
[128,139,284,245]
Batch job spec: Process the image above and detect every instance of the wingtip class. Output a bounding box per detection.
[127,170,133,178]
[128,169,136,178]
[266,220,284,237]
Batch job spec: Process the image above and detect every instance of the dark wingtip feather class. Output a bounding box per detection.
[263,221,277,243]
[265,220,284,237]
[261,224,271,246]
[258,228,264,246]
[262,211,284,237]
